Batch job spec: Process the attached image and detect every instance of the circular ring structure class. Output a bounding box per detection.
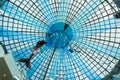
[0,0,120,80]
[46,22,73,48]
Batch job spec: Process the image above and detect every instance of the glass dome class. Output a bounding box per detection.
[0,0,120,80]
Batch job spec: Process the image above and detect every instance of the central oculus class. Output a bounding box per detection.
[50,31,68,48]
[46,22,73,48]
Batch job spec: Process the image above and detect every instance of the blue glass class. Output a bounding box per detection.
[46,22,73,48]
[0,0,120,80]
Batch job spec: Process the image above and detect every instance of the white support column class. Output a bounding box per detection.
[0,43,27,80]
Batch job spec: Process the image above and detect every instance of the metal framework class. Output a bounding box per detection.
[0,0,120,80]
